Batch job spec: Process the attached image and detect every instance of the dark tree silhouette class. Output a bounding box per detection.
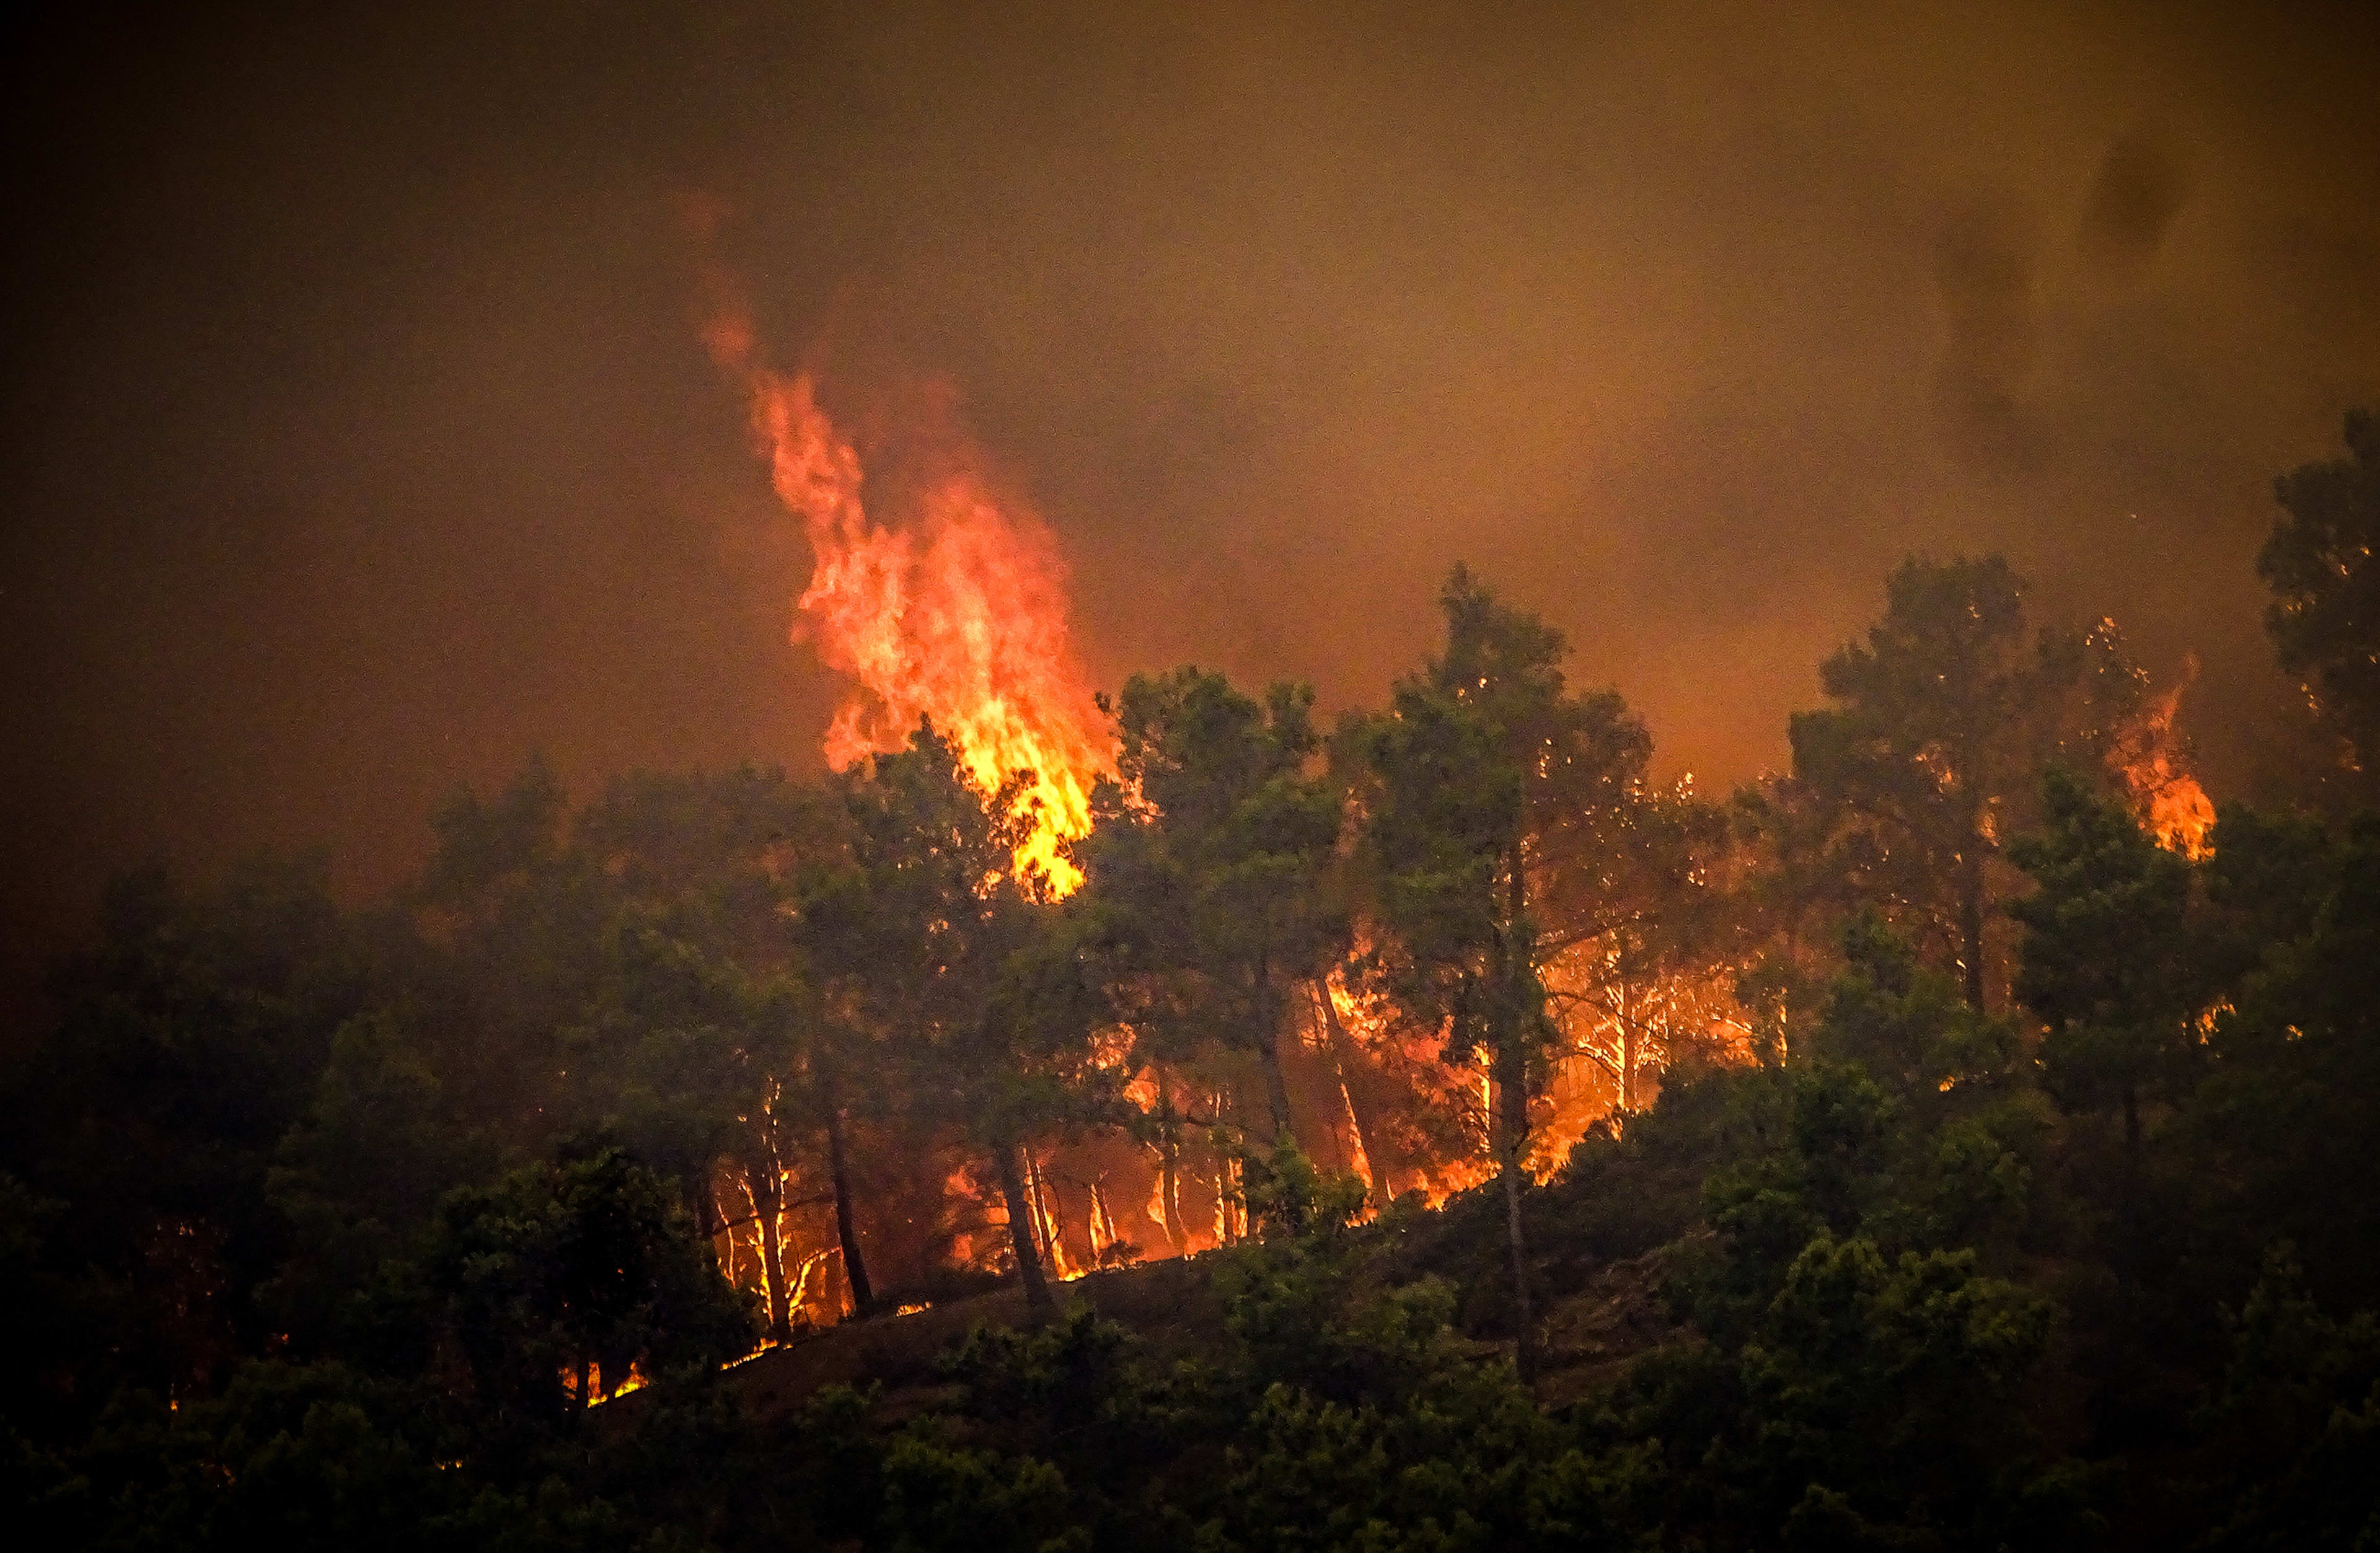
[2262,407,2380,777]
[1789,557,2140,1010]
[1077,667,1345,1148]
[1350,565,1649,1381]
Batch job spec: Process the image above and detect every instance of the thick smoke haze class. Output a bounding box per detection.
[4,1,2376,1024]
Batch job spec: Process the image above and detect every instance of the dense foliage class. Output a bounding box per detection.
[6,418,2379,1549]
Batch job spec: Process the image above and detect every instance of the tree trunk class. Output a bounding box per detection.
[1958,844,1988,1012]
[1256,974,1297,1145]
[1258,1039,1295,1145]
[1025,1147,1072,1278]
[1161,1145,1186,1254]
[1312,977,1385,1205]
[1496,1032,1536,1385]
[1157,1086,1188,1255]
[1619,976,1637,1112]
[1214,1089,1241,1244]
[747,1160,791,1343]
[695,1177,726,1275]
[1089,1182,1116,1264]
[994,1144,1054,1313]
[1501,842,1537,1385]
[824,1099,874,1316]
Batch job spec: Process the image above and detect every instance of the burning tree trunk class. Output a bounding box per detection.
[1311,976,1384,1205]
[1088,1181,1119,1264]
[1024,1146,1072,1278]
[1618,976,1637,1112]
[994,1144,1054,1312]
[824,1096,873,1315]
[746,1159,792,1343]
[1155,1083,1188,1255]
[1211,1089,1246,1244]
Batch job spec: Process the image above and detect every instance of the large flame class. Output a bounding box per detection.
[707,315,1110,889]
[2109,659,2216,861]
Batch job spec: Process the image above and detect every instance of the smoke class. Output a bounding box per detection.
[2076,134,2190,278]
[2,0,2378,1026]
[1933,196,2043,461]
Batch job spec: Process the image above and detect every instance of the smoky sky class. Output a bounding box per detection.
[4,0,2377,1021]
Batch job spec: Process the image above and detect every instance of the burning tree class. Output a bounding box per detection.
[555,768,892,1340]
[1075,668,1347,1151]
[1785,558,2165,1013]
[1347,565,1652,1380]
[2009,768,2218,1157]
[424,1140,751,1415]
[1532,770,1752,1154]
[803,720,1127,1312]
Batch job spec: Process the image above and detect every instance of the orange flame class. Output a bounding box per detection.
[707,314,1110,889]
[2110,659,2216,861]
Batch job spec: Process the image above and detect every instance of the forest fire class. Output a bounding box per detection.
[19,11,2380,1544]
[705,312,1111,890]
[2110,661,2218,860]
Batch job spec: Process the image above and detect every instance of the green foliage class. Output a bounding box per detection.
[880,1428,1085,1553]
[2185,812,2380,1301]
[2009,768,2211,1139]
[423,1140,754,1420]
[265,1012,489,1353]
[2,853,369,1401]
[74,1363,454,1552]
[1238,1135,1368,1242]
[1349,566,1654,1379]
[15,539,2380,1553]
[2260,407,2380,771]
[1786,557,2144,1007]
[1080,667,1345,1137]
[2197,1244,2380,1550]
[807,719,1121,1153]
[907,1171,1659,1553]
[1350,568,1651,1078]
[1208,1362,1637,1553]
[1812,912,2019,1094]
[1610,1202,2081,1547]
[801,719,1133,1306]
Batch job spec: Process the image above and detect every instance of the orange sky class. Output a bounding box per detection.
[3,0,2376,1024]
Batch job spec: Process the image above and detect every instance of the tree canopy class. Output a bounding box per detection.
[7,515,2380,1551]
[2262,407,2380,777]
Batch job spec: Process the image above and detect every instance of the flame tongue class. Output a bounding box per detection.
[714,324,1108,888]
[2110,662,2216,861]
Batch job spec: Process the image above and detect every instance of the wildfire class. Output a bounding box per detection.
[705,314,1111,890]
[2110,660,2216,861]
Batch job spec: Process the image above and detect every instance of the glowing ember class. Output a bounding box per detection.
[705,315,1111,890]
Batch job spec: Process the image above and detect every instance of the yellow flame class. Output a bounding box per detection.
[707,317,1110,891]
